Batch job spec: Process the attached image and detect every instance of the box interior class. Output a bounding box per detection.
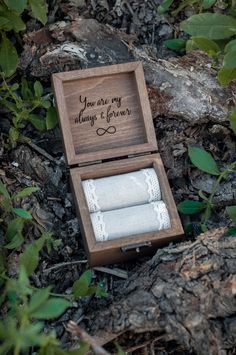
[70,154,184,257]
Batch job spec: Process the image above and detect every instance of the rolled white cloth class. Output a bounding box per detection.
[82,168,161,213]
[90,201,171,242]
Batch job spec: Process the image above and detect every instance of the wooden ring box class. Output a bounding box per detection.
[52,61,184,266]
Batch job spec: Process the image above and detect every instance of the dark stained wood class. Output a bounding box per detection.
[52,62,157,165]
[70,154,184,266]
[53,61,184,266]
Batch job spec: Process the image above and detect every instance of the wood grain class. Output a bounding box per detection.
[52,62,157,165]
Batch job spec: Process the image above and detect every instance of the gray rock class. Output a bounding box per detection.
[20,18,234,125]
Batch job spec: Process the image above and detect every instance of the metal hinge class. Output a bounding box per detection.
[121,241,152,253]
[128,152,151,159]
[78,160,102,167]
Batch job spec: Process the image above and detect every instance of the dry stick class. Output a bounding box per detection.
[67,321,111,355]
[27,141,61,165]
[93,266,128,279]
[44,260,88,273]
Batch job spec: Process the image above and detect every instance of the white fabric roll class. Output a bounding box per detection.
[82,168,161,212]
[90,201,171,242]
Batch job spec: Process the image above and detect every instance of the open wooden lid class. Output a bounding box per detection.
[52,62,157,165]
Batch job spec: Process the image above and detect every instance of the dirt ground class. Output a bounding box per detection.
[1,1,236,354]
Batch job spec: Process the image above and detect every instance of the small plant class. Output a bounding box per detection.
[0,179,107,353]
[0,78,58,147]
[180,10,236,134]
[0,179,39,249]
[158,0,217,17]
[0,0,47,77]
[177,146,236,235]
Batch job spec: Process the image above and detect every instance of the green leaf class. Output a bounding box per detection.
[115,342,127,355]
[227,227,236,236]
[3,0,27,13]
[4,232,24,249]
[164,39,186,52]
[188,146,220,175]
[72,270,92,299]
[226,205,236,223]
[0,179,10,199]
[177,200,207,214]
[191,36,220,56]
[202,0,216,9]
[229,109,236,134]
[218,67,236,86]
[157,0,174,14]
[9,127,19,143]
[20,245,39,276]
[181,13,236,40]
[223,50,236,68]
[0,9,26,32]
[21,78,33,100]
[30,298,70,319]
[13,208,32,219]
[20,235,46,275]
[0,16,10,28]
[0,34,18,77]
[11,83,19,91]
[29,0,47,25]
[6,218,24,241]
[29,287,51,313]
[198,190,209,201]
[46,107,58,130]
[13,186,39,200]
[41,100,51,109]
[29,114,46,131]
[225,39,236,53]
[34,81,43,98]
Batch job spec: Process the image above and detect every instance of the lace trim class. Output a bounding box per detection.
[142,169,161,202]
[91,211,108,242]
[151,201,171,230]
[82,179,100,212]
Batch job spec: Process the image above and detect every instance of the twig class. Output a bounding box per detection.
[44,260,88,273]
[93,266,128,279]
[67,321,111,355]
[27,141,61,165]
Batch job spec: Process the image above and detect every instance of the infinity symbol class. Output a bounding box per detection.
[96,126,116,136]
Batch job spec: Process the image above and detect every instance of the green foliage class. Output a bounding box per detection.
[181,13,236,40]
[0,78,58,147]
[29,0,47,25]
[0,267,72,354]
[163,39,186,52]
[20,233,50,275]
[177,147,236,234]
[226,205,236,223]
[229,108,236,134]
[157,0,174,14]
[72,270,108,299]
[188,36,220,56]
[180,11,236,121]
[30,298,71,319]
[188,146,220,175]
[177,200,207,214]
[0,0,47,77]
[0,179,39,248]
[0,33,18,77]
[157,0,217,16]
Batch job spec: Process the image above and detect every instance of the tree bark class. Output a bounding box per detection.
[89,228,236,355]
